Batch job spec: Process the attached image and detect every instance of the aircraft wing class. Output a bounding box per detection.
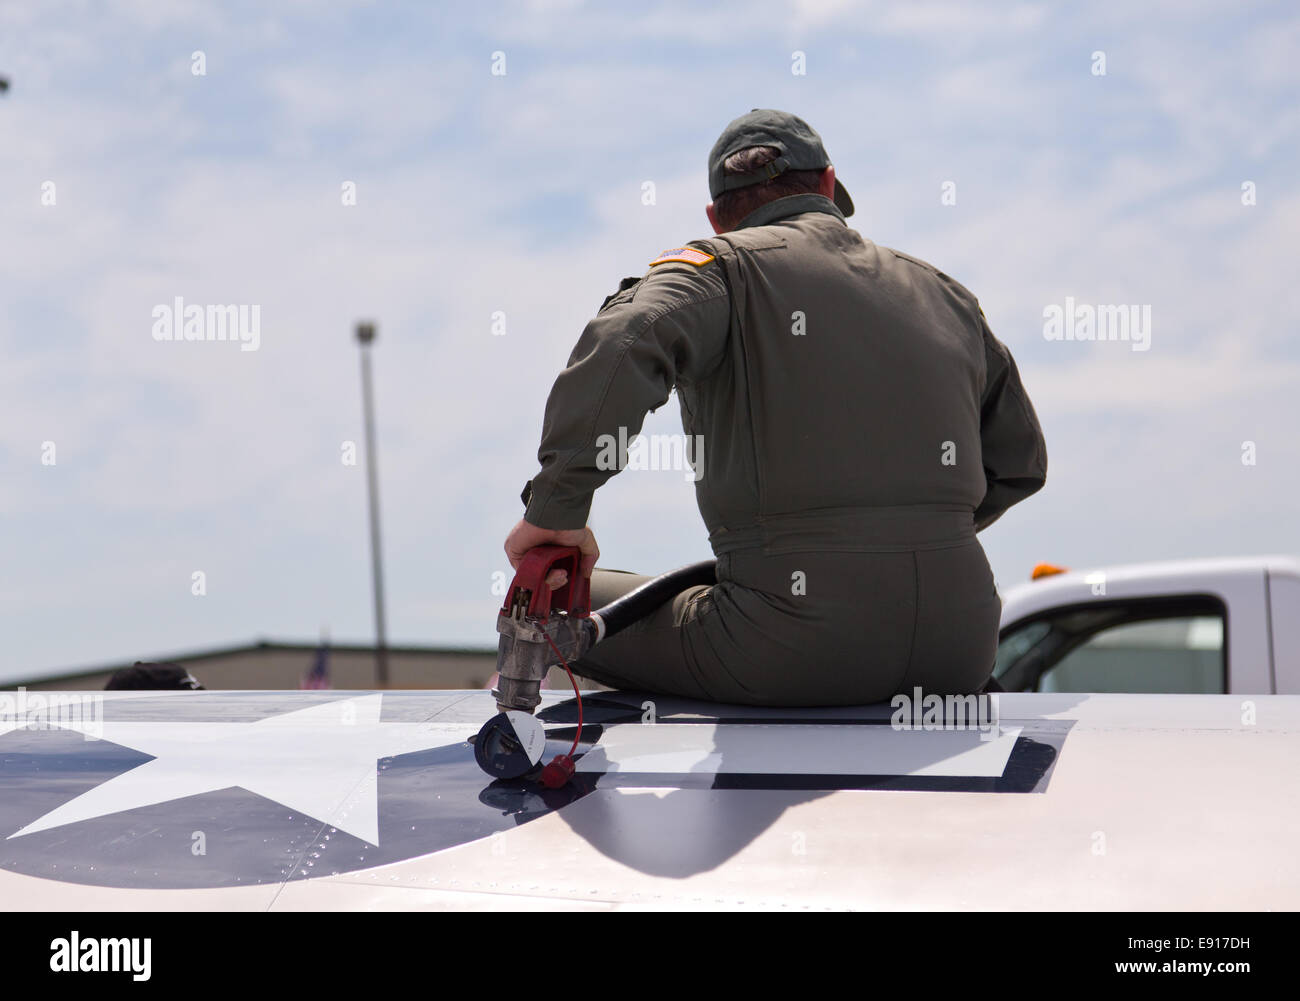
[1,689,1295,910]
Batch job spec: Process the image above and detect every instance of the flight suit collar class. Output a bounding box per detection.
[734,192,846,231]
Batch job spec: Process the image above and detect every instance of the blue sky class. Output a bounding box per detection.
[2,0,1298,683]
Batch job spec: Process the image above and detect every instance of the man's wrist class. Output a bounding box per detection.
[524,496,589,531]
[520,474,593,530]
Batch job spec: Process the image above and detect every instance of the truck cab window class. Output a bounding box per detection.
[994,596,1227,694]
[1039,615,1224,693]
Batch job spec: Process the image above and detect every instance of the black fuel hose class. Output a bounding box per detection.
[593,560,717,639]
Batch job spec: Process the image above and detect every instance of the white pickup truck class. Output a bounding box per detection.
[993,555,1300,694]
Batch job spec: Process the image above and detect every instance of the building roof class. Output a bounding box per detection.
[7,639,496,689]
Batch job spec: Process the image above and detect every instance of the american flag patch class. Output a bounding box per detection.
[650,246,715,267]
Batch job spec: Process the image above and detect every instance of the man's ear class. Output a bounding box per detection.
[818,165,836,201]
[706,202,725,235]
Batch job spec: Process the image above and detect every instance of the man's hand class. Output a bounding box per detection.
[504,519,599,590]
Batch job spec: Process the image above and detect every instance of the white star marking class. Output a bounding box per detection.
[6,694,468,846]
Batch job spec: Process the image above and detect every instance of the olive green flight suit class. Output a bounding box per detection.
[522,192,1047,707]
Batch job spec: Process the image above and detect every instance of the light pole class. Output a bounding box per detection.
[355,321,389,687]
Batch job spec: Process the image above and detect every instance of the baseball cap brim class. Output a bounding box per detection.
[832,177,854,217]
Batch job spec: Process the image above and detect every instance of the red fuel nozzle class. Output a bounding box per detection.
[502,546,591,622]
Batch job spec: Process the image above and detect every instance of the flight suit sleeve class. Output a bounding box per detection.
[974,309,1048,532]
[521,260,730,530]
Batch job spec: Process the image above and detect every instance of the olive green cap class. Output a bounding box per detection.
[708,109,854,217]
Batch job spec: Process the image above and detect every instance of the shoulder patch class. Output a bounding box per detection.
[649,247,715,268]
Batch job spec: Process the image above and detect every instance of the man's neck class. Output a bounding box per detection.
[734,192,845,231]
